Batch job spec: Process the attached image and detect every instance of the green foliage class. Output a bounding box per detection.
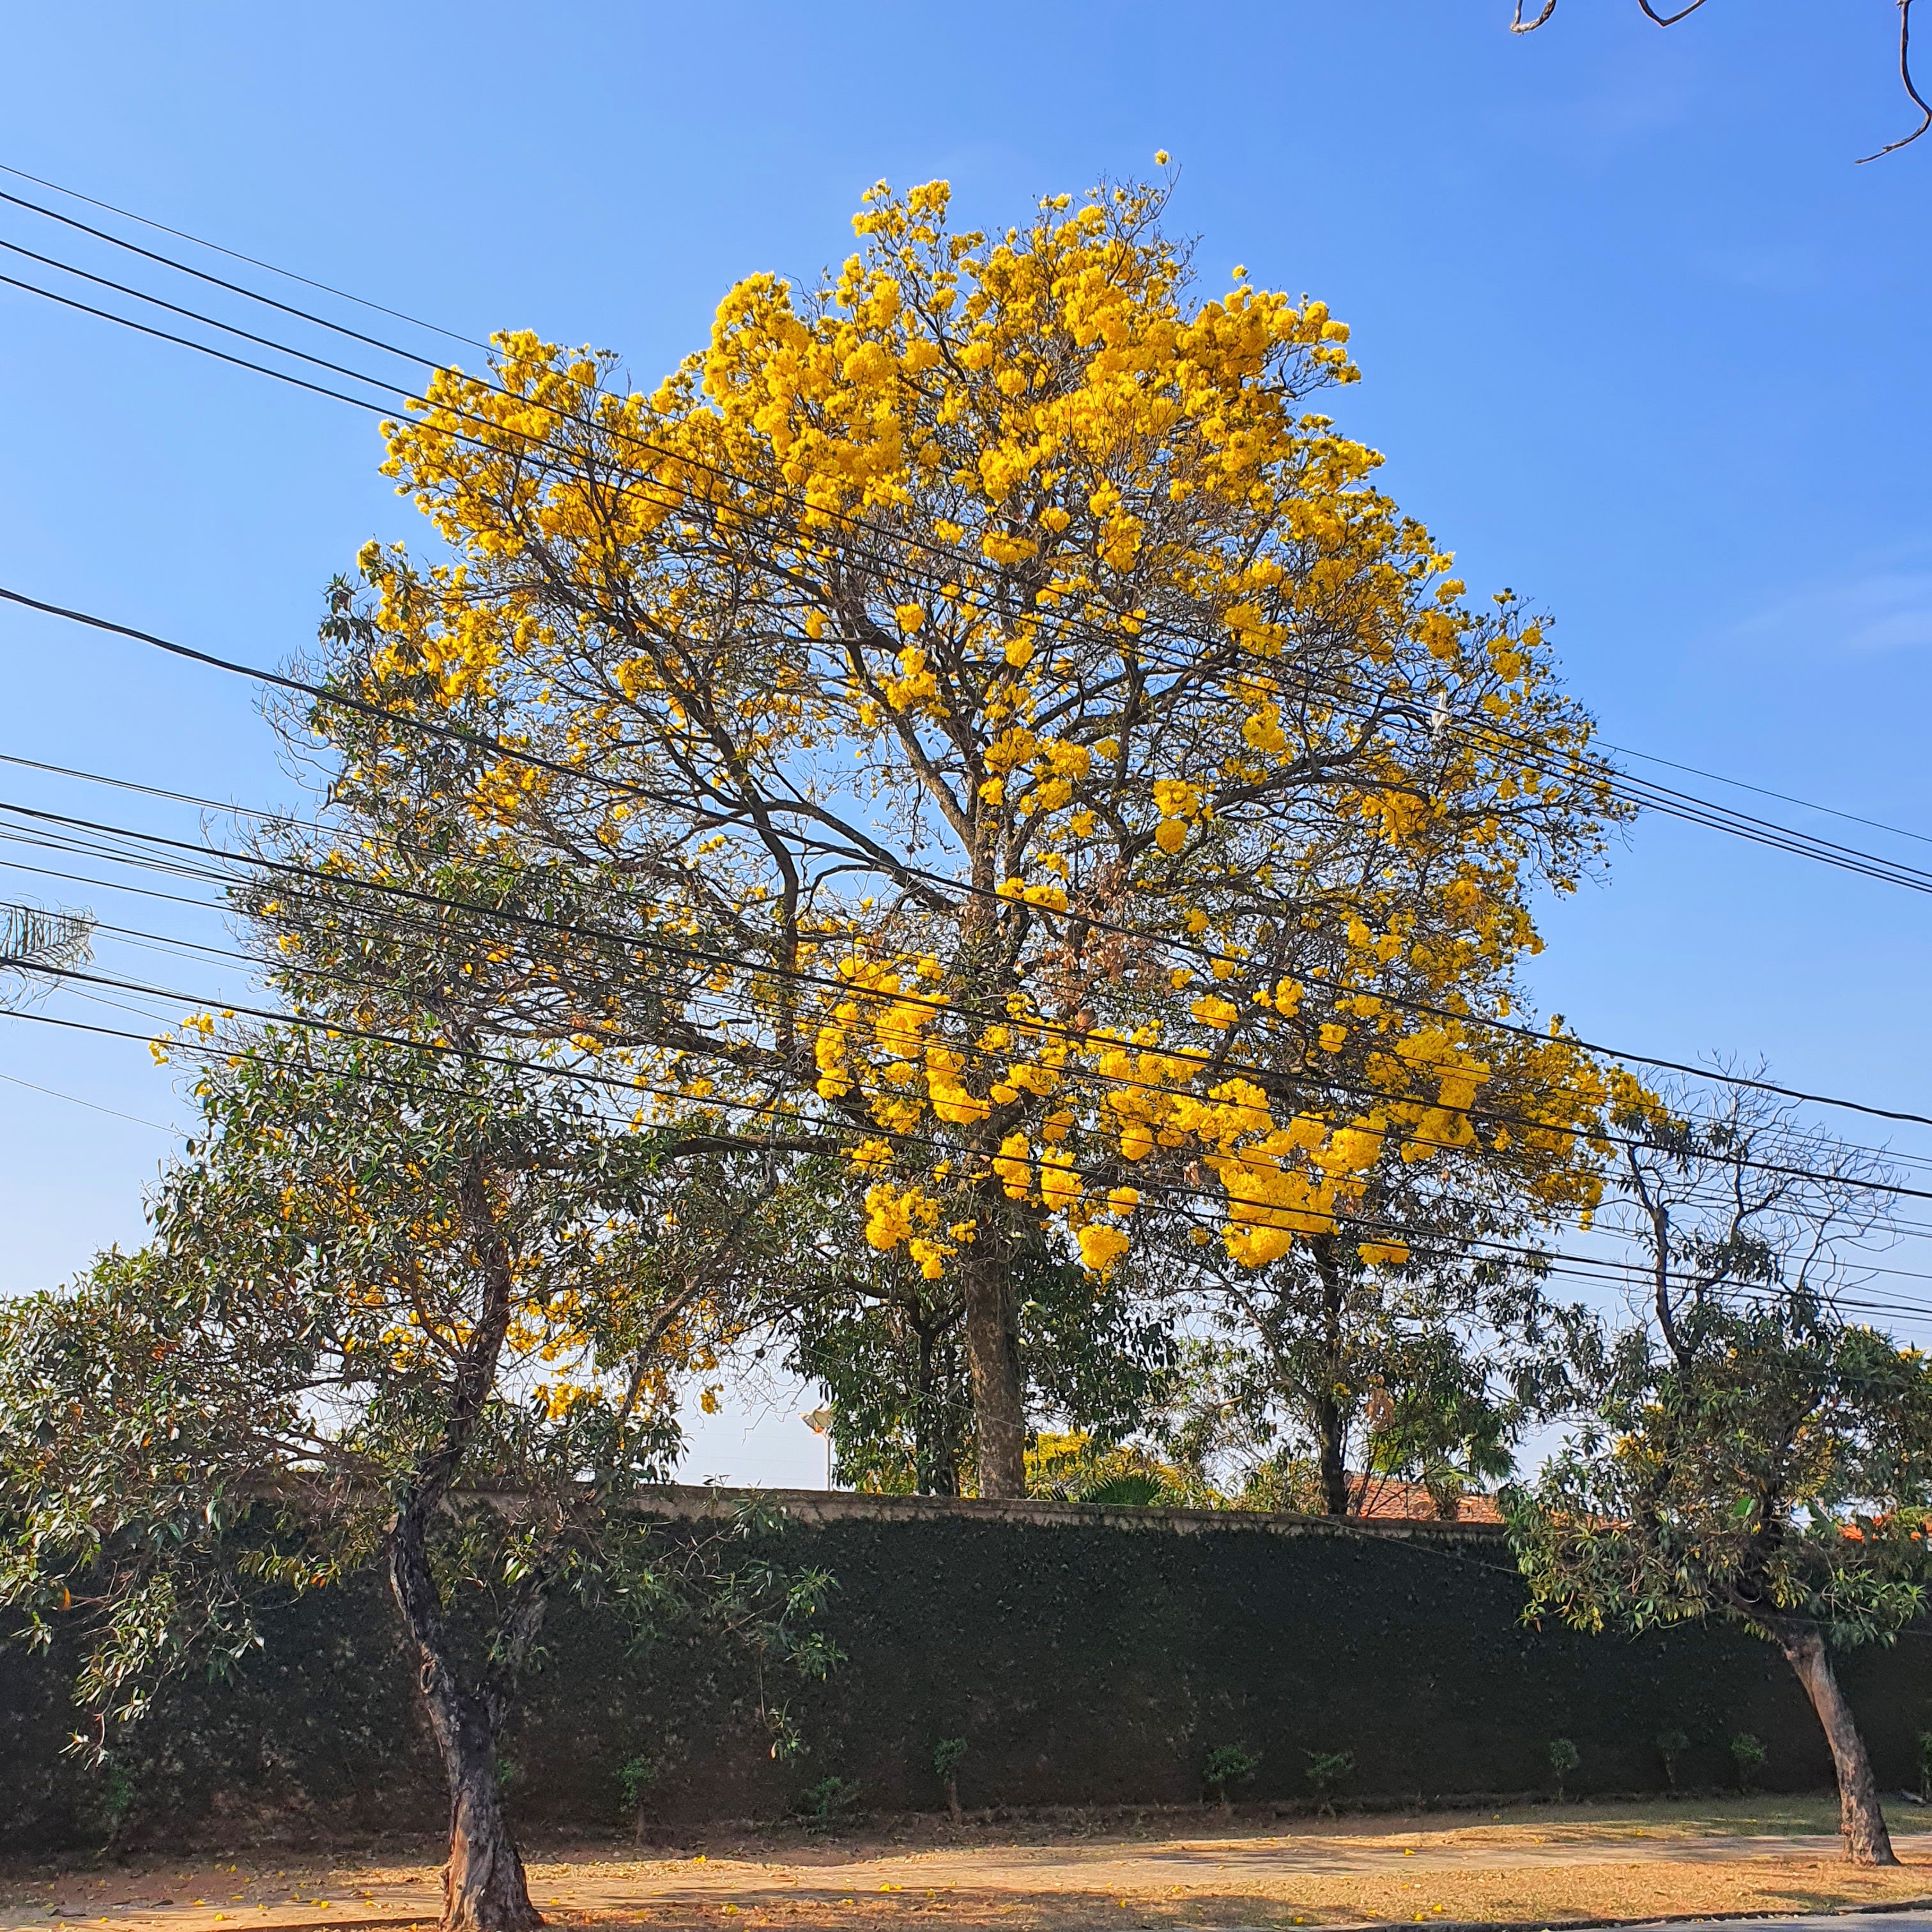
[91,1760,135,1844]
[617,1752,660,1839]
[1150,1234,1558,1516]
[1508,1290,1932,1650]
[1548,1735,1579,1798]
[1204,1742,1263,1805]
[933,1735,968,1818]
[1655,1728,1689,1793]
[0,1025,840,1761]
[1508,1087,1932,1660]
[1729,1731,1767,1791]
[1026,1431,1211,1509]
[795,1774,862,1827]
[1175,1166,1573,1517]
[1916,1729,1932,1804]
[1303,1747,1353,1814]
[786,1227,1174,1498]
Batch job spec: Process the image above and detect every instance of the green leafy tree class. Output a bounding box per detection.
[785,1212,1172,1495]
[0,1025,836,1932]
[1158,1186,1578,1518]
[1507,1082,1931,1866]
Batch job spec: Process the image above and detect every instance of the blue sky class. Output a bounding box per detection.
[3,2,1929,1483]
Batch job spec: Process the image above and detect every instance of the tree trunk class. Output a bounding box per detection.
[960,1230,1026,1498]
[366,1152,544,1930]
[1314,1401,1349,1516]
[1311,1238,1350,1517]
[1770,1615,1896,1865]
[914,1312,963,1496]
[391,1510,545,1931]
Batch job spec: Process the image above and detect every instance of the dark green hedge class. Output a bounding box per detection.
[6,1505,1929,1848]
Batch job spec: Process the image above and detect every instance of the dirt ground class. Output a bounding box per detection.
[6,1797,1932,1932]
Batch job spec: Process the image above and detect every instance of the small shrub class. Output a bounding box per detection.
[1548,1736,1580,1801]
[1917,1729,1932,1804]
[797,1774,862,1828]
[617,1754,661,1844]
[494,1756,520,1793]
[1729,1731,1767,1793]
[1655,1728,1689,1795]
[93,1761,135,1846]
[933,1738,968,1821]
[1203,1742,1263,1811]
[1304,1749,1354,1818]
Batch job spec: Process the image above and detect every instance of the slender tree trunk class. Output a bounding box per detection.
[379,1152,543,1932]
[391,1509,545,1931]
[1768,1614,1896,1866]
[960,1221,1026,1497]
[1314,1395,1349,1516]
[914,1316,963,1496]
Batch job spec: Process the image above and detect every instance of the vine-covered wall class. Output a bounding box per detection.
[6,1491,1929,1848]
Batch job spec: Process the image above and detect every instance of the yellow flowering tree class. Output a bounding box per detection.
[344,172,1621,1495]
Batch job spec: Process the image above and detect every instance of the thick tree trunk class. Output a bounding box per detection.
[1770,1615,1896,1866]
[392,1510,545,1931]
[959,1232,1026,1498]
[1312,1238,1350,1517]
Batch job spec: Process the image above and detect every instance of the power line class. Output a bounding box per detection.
[4,155,1921,878]
[6,757,1932,1220]
[6,211,1932,924]
[13,877,1932,1229]
[29,819,1932,1218]
[0,1066,172,1133]
[6,205,1932,1166]
[14,738,1932,1194]
[11,185,1932,900]
[0,162,487,351]
[10,183,1929,878]
[8,589,1932,1157]
[13,997,1931,1337]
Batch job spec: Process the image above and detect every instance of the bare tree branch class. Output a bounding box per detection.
[1860,0,1931,162]
[1513,0,1926,162]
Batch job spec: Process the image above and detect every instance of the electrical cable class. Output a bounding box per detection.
[12,194,1932,902]
[8,786,1932,1223]
[15,992,1929,1340]
[0,162,489,351]
[15,740,1932,1199]
[8,586,1932,1154]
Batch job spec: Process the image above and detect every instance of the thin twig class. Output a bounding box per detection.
[1637,1,1711,23]
[1860,0,1932,162]
[1510,1,1558,31]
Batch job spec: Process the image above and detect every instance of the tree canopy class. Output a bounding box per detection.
[319,171,1620,1491]
[1508,1084,1931,1866]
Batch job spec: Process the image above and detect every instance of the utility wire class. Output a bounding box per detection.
[15,903,1932,1228]
[7,769,1932,1213]
[6,592,1932,1156]
[11,997,1928,1331]
[8,191,1932,894]
[29,826,1932,1218]
[15,740,1932,1195]
[0,163,487,351]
